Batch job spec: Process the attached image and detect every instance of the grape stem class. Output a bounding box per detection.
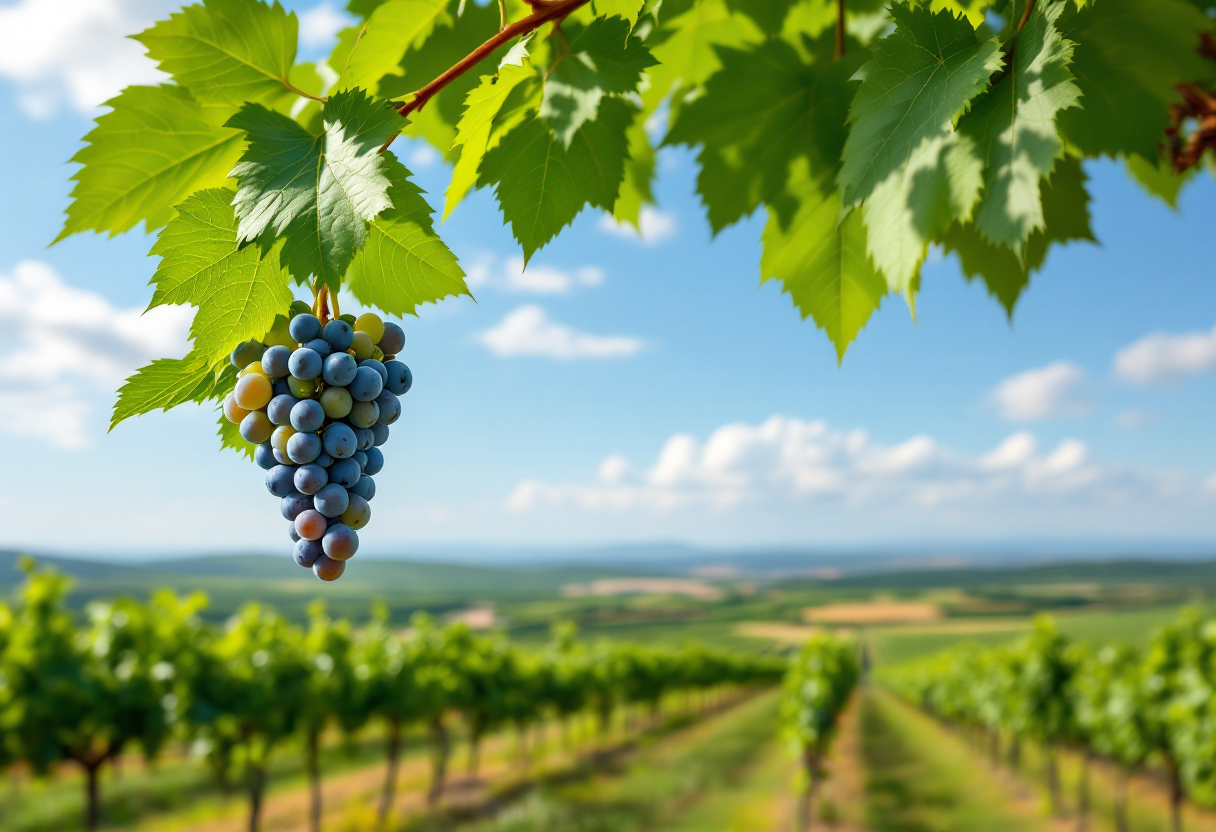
[378,0,593,152]
[834,0,845,59]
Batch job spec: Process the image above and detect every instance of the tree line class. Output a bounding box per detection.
[886,611,1216,832]
[0,560,784,832]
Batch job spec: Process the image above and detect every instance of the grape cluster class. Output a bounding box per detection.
[222,302,412,581]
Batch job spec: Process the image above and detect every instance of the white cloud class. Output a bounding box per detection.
[298,2,354,49]
[476,305,643,360]
[990,361,1090,421]
[408,144,440,169]
[466,255,605,295]
[1114,325,1216,385]
[506,416,1150,515]
[0,0,173,118]
[598,207,677,245]
[0,261,191,447]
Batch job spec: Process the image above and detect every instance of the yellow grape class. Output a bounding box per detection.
[351,331,374,361]
[223,393,248,424]
[271,425,296,454]
[354,312,384,344]
[234,373,272,410]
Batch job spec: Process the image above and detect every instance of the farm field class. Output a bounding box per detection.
[5,552,1216,831]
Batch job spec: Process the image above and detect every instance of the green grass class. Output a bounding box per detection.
[860,688,1040,832]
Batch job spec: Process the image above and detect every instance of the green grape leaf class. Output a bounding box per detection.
[613,112,656,227]
[445,56,539,220]
[348,0,389,17]
[594,0,647,25]
[480,97,632,262]
[1125,153,1195,209]
[942,155,1093,316]
[961,1,1080,250]
[57,85,244,241]
[217,409,256,458]
[149,188,294,366]
[666,34,864,232]
[540,17,657,146]
[838,3,1002,291]
[761,163,887,362]
[227,89,403,287]
[330,0,453,94]
[133,0,299,107]
[642,0,764,114]
[376,0,503,158]
[111,354,222,431]
[1057,0,1212,160]
[348,159,468,315]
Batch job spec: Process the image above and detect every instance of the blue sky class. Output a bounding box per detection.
[1,0,1215,558]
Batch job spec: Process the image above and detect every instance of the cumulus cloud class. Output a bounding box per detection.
[466,255,605,295]
[476,305,643,359]
[298,2,354,49]
[598,207,677,245]
[0,261,191,447]
[990,361,1090,421]
[1114,325,1216,385]
[0,0,175,118]
[506,416,1150,514]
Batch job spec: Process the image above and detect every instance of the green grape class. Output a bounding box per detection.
[320,386,353,419]
[351,331,374,361]
[287,376,315,398]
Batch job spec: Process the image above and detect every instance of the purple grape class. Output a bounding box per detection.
[254,442,276,470]
[289,523,301,543]
[375,389,400,424]
[349,476,375,501]
[267,394,297,426]
[364,447,384,476]
[230,339,265,368]
[290,399,325,432]
[322,523,359,560]
[289,348,322,380]
[289,313,322,343]
[316,452,333,467]
[353,450,368,471]
[294,538,323,568]
[329,458,362,488]
[384,361,411,395]
[265,465,297,498]
[261,345,292,378]
[359,359,387,385]
[313,554,345,581]
[323,352,358,387]
[287,431,322,464]
[294,463,328,495]
[323,423,356,458]
[304,338,332,358]
[379,322,405,355]
[349,366,383,402]
[281,492,313,521]
[322,319,354,351]
[314,483,350,517]
[354,427,374,451]
[372,424,389,446]
[272,379,291,397]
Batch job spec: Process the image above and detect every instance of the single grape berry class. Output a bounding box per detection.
[322,523,359,560]
[289,313,323,343]
[340,495,371,530]
[353,450,368,471]
[289,523,301,543]
[287,431,322,464]
[314,483,350,518]
[349,366,383,402]
[271,425,296,455]
[372,424,390,447]
[349,476,375,501]
[354,312,384,344]
[271,379,291,397]
[315,452,333,468]
[313,554,345,581]
[379,322,405,356]
[304,337,333,358]
[254,442,277,471]
[290,399,325,433]
[348,400,379,428]
[375,390,401,425]
[273,448,293,465]
[294,538,324,568]
[364,447,384,476]
[223,392,249,425]
[323,423,357,459]
[329,458,362,489]
[230,339,266,368]
[265,465,297,498]
[384,361,411,396]
[287,376,314,398]
[234,374,272,410]
[323,352,358,387]
[261,345,292,378]
[241,411,273,443]
[294,464,328,496]
[323,319,354,351]
[267,394,296,426]
[289,348,323,381]
[295,510,327,541]
[281,492,313,521]
[320,386,353,419]
[359,358,388,385]
[354,427,375,451]
[351,331,375,361]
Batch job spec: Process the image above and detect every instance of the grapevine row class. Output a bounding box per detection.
[0,561,783,832]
